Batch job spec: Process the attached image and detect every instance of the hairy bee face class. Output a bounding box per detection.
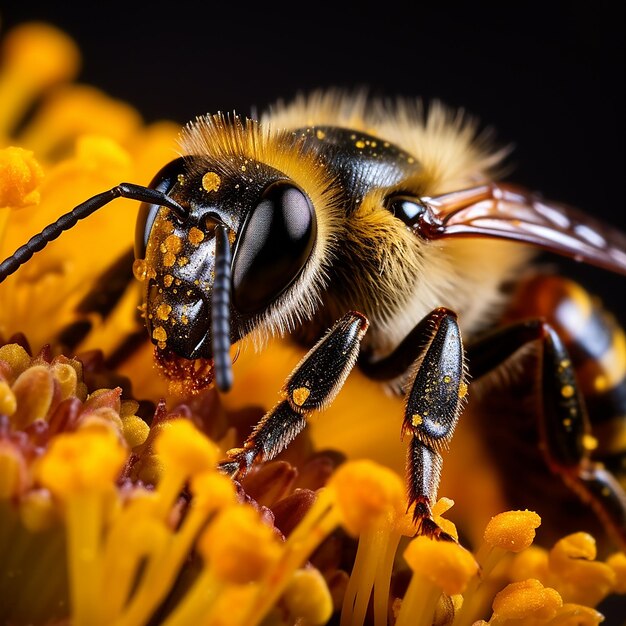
[134,156,317,361]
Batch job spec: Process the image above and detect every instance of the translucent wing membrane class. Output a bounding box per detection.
[416,184,626,275]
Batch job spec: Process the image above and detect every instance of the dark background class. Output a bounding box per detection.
[1,3,625,619]
[1,2,624,320]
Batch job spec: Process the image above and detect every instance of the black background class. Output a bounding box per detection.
[1,3,625,619]
[1,2,624,320]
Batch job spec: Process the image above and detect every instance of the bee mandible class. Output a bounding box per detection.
[1,93,625,548]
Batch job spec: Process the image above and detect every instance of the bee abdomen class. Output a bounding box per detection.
[506,275,626,483]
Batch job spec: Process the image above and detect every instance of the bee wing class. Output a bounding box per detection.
[420,184,626,275]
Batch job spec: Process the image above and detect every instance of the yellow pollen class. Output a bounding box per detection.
[562,417,572,427]
[412,414,423,426]
[443,375,451,383]
[164,234,182,253]
[132,258,148,281]
[594,374,608,392]
[163,252,176,267]
[561,384,575,398]
[177,256,189,267]
[163,274,174,287]
[177,173,185,185]
[459,381,468,398]
[156,303,172,321]
[181,315,189,325]
[292,387,310,406]
[582,434,598,451]
[188,226,204,245]
[202,171,221,192]
[152,326,167,342]
[355,140,365,149]
[560,359,571,369]
[316,129,326,139]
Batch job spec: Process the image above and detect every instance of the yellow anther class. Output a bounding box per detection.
[154,418,219,475]
[492,579,562,621]
[483,509,541,552]
[329,460,406,535]
[121,415,150,448]
[0,344,31,378]
[0,442,26,498]
[36,428,126,496]
[403,535,478,595]
[283,568,333,626]
[607,551,626,594]
[199,506,282,584]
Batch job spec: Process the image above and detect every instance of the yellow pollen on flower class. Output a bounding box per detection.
[189,471,237,512]
[52,362,78,399]
[548,532,616,606]
[403,535,479,596]
[11,364,55,428]
[0,147,44,208]
[0,381,17,416]
[201,170,221,192]
[19,488,57,532]
[328,459,405,535]
[483,509,541,552]
[431,497,459,541]
[0,344,31,377]
[199,506,282,584]
[154,418,219,475]
[0,442,26,498]
[283,568,333,626]
[607,552,626,594]
[120,415,150,448]
[292,386,310,406]
[36,428,126,496]
[491,579,563,621]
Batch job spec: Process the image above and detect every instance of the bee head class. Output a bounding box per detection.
[134,156,317,388]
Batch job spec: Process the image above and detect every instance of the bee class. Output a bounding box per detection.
[1,92,625,549]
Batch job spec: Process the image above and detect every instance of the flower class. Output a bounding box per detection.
[0,21,624,626]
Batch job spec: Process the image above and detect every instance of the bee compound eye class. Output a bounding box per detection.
[134,157,187,259]
[232,181,317,314]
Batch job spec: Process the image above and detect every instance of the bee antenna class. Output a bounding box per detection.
[212,223,233,392]
[0,183,186,284]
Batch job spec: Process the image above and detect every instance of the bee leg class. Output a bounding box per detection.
[401,309,466,540]
[468,319,626,549]
[219,311,369,478]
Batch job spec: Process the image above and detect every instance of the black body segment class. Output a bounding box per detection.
[398,309,466,532]
[220,312,369,478]
[467,317,626,549]
[294,126,422,211]
[286,312,368,411]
